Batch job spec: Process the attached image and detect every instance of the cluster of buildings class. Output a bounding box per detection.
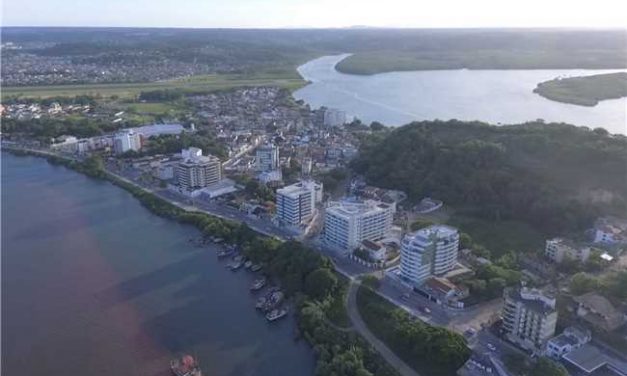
[1,43,223,86]
[49,124,185,155]
[0,102,91,120]
[499,285,626,376]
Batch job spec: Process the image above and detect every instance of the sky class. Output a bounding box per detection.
[2,0,627,28]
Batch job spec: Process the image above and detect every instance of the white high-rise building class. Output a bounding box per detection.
[323,200,395,253]
[400,225,459,286]
[177,148,222,192]
[256,143,279,172]
[276,180,323,227]
[502,287,558,353]
[113,129,141,154]
[545,238,590,263]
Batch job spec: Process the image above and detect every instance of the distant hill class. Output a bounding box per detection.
[351,120,627,235]
[534,72,627,106]
[3,27,626,78]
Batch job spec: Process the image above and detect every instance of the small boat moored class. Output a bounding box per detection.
[250,277,267,291]
[266,308,288,322]
[250,264,262,272]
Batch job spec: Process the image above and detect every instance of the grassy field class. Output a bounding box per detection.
[1,71,306,99]
[533,72,627,106]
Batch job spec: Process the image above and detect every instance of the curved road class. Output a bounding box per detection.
[347,282,420,376]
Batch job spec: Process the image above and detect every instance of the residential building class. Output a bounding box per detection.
[113,129,141,154]
[400,225,460,286]
[573,292,625,331]
[323,199,395,254]
[256,143,279,172]
[323,108,347,127]
[501,287,558,352]
[176,148,222,193]
[419,277,469,308]
[545,327,591,359]
[545,238,591,263]
[275,180,323,227]
[593,217,627,245]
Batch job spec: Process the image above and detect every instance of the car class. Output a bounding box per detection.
[400,293,410,301]
[422,307,431,314]
[487,343,496,351]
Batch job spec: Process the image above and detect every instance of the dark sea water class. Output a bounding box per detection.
[1,152,315,376]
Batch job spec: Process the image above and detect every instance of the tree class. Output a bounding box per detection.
[370,121,385,131]
[304,268,338,301]
[569,272,599,295]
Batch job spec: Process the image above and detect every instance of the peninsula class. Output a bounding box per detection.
[533,72,627,106]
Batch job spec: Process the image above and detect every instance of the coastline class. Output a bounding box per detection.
[1,147,404,376]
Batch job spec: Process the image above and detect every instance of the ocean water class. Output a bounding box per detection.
[1,153,314,376]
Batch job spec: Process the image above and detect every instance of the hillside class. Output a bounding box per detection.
[351,121,627,235]
[533,72,627,106]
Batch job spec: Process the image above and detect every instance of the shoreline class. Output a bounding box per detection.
[2,147,406,376]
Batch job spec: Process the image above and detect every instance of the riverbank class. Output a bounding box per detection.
[533,72,627,106]
[2,147,401,376]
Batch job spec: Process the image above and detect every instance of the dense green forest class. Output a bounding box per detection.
[351,120,627,235]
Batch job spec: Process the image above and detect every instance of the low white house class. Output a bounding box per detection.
[545,327,591,359]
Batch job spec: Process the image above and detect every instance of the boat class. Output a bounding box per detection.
[255,296,267,309]
[250,277,267,291]
[250,264,262,272]
[266,308,288,322]
[217,249,234,258]
[170,354,202,376]
[232,255,244,262]
[262,291,284,312]
[244,260,253,269]
[228,261,243,271]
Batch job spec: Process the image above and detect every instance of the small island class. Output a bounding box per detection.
[533,72,627,106]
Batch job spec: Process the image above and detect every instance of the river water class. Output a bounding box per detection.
[1,153,315,376]
[294,54,627,134]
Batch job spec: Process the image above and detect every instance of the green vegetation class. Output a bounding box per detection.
[334,30,626,75]
[352,120,627,236]
[317,167,349,194]
[2,72,306,100]
[1,117,126,142]
[448,215,544,258]
[357,285,471,375]
[569,270,627,302]
[534,72,627,106]
[142,132,227,159]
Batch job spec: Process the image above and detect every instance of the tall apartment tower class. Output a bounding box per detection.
[256,143,279,172]
[399,225,460,286]
[177,147,222,192]
[323,200,395,254]
[275,180,323,227]
[113,129,141,154]
[502,287,558,352]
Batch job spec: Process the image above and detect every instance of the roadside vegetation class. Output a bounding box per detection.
[534,72,627,106]
[356,283,471,376]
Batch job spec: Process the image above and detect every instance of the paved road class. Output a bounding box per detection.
[347,282,421,376]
